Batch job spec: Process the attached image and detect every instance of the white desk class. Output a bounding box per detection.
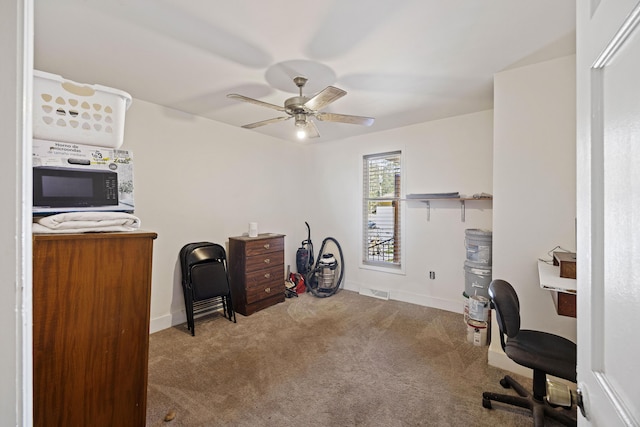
[537,260,576,317]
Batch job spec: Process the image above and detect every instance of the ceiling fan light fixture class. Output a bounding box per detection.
[294,113,307,127]
[295,112,308,139]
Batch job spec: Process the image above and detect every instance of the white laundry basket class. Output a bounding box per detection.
[33,70,132,148]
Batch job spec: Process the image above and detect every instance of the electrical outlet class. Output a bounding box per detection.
[429,271,435,280]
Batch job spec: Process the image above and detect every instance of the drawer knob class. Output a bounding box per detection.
[264,273,271,279]
[264,258,271,264]
[265,287,271,293]
[263,243,270,249]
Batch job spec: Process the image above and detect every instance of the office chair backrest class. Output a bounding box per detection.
[488,279,521,340]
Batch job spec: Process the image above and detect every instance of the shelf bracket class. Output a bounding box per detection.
[409,196,491,223]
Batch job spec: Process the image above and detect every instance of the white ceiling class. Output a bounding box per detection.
[34,0,576,143]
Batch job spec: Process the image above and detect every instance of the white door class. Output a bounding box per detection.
[577,0,640,425]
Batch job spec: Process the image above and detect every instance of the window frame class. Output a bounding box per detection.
[361,150,405,273]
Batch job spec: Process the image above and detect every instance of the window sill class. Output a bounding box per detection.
[360,262,405,275]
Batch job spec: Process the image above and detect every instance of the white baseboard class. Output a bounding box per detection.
[488,344,533,378]
[342,279,360,293]
[393,290,463,313]
[149,308,235,335]
[150,310,186,334]
[344,280,463,314]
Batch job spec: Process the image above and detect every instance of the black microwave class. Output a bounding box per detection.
[33,166,119,209]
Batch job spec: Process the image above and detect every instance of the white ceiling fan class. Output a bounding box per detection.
[227,76,374,139]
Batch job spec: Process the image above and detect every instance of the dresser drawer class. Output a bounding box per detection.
[245,251,284,273]
[245,269,284,304]
[246,263,283,288]
[244,236,284,256]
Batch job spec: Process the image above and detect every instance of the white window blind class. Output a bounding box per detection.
[363,151,401,268]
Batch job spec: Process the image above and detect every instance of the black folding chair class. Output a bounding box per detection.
[179,242,236,336]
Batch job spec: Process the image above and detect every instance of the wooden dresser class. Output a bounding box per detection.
[32,231,157,427]
[228,233,285,316]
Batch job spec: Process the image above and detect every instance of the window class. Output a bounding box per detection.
[363,151,402,268]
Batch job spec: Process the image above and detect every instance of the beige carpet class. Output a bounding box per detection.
[146,290,566,426]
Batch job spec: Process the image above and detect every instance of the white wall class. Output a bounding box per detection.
[490,55,577,372]
[87,58,574,352]
[122,104,494,331]
[121,100,310,332]
[39,57,574,360]
[305,110,494,312]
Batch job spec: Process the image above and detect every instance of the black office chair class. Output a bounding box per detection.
[482,279,577,426]
[179,242,236,336]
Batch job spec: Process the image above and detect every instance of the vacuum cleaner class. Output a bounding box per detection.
[306,238,343,297]
[296,221,314,276]
[296,222,344,297]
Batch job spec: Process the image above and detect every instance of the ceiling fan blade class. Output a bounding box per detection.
[241,116,290,129]
[304,86,347,111]
[316,112,375,126]
[305,120,320,138]
[227,94,286,112]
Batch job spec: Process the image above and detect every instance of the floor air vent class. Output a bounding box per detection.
[359,288,390,300]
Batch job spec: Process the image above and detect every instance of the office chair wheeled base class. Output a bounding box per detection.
[482,375,577,427]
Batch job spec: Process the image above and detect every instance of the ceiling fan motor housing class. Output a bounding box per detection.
[285,96,311,115]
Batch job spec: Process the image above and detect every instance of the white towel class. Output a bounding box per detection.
[33,211,141,234]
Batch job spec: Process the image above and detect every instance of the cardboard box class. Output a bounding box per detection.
[553,252,576,279]
[32,139,134,215]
